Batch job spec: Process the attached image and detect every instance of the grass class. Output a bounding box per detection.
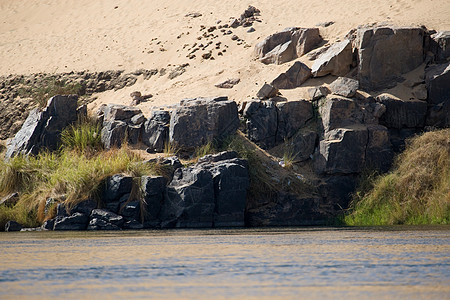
[0,141,170,229]
[60,116,103,157]
[345,129,450,225]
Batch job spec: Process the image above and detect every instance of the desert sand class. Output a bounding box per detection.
[1,0,449,114]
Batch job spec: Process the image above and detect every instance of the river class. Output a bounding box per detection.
[1,226,449,299]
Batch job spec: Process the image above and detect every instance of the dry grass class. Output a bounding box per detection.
[346,129,450,225]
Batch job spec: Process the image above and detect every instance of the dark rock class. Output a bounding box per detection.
[102,175,133,203]
[319,96,364,132]
[5,220,22,232]
[430,31,450,63]
[42,219,55,230]
[311,40,353,77]
[5,95,78,158]
[141,176,166,223]
[329,77,359,98]
[277,100,314,140]
[255,27,322,65]
[101,120,128,148]
[142,110,170,152]
[365,125,394,172]
[119,201,141,221]
[308,86,330,100]
[412,84,428,100]
[388,128,421,152]
[161,168,215,228]
[244,100,279,148]
[271,61,312,89]
[88,209,124,230]
[215,78,240,89]
[123,220,144,230]
[53,213,89,230]
[256,83,279,99]
[197,150,238,164]
[56,203,69,218]
[319,175,358,210]
[356,26,425,90]
[169,97,239,150]
[376,94,427,129]
[289,130,318,161]
[425,63,450,127]
[246,193,325,226]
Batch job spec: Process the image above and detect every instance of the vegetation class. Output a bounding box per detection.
[345,129,450,225]
[60,116,103,157]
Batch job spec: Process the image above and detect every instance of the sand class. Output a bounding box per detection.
[1,0,449,114]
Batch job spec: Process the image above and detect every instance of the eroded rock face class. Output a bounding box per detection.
[356,26,425,90]
[169,97,239,150]
[311,40,353,77]
[255,27,322,65]
[329,77,359,98]
[430,31,450,63]
[5,95,78,159]
[376,94,427,129]
[142,110,170,152]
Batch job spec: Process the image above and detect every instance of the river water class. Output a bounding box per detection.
[0,226,449,299]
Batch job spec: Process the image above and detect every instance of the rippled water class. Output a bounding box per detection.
[1,227,449,299]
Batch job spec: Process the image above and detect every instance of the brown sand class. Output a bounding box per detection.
[1,0,449,115]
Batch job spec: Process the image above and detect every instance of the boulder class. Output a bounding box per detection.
[315,125,368,174]
[255,27,322,64]
[244,100,279,148]
[161,168,215,228]
[141,176,166,227]
[5,220,22,232]
[430,31,450,63]
[102,104,142,123]
[215,78,240,89]
[88,209,124,230]
[356,26,425,90]
[319,96,364,132]
[425,63,450,127]
[142,110,170,152]
[5,95,78,158]
[329,77,359,98]
[102,174,133,213]
[53,213,89,230]
[277,100,314,140]
[119,201,141,222]
[311,40,353,77]
[289,130,318,161]
[365,125,394,172]
[169,97,239,150]
[271,61,312,89]
[256,83,278,99]
[376,94,427,129]
[308,86,330,101]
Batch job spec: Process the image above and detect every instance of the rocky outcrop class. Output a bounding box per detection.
[377,94,427,129]
[142,110,170,152]
[99,104,145,148]
[356,26,425,90]
[430,31,450,63]
[311,40,353,77]
[425,63,450,127]
[271,61,312,89]
[255,27,322,64]
[169,97,239,150]
[5,95,79,159]
[243,99,313,149]
[329,77,359,98]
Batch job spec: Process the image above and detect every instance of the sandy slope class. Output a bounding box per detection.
[1,0,449,114]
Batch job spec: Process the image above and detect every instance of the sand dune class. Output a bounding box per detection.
[1,0,449,113]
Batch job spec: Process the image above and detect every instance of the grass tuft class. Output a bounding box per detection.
[60,116,103,156]
[345,129,450,225]
[30,77,83,108]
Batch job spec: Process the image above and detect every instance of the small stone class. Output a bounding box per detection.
[215,78,241,89]
[231,35,239,41]
[256,83,278,100]
[247,27,255,33]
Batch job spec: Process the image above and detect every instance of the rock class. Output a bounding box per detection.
[256,83,278,99]
[53,213,89,230]
[169,97,239,150]
[142,110,170,152]
[365,125,394,172]
[376,94,427,129]
[308,86,330,100]
[412,84,428,101]
[101,104,142,124]
[246,193,324,226]
[141,176,166,226]
[215,78,240,89]
[356,26,425,90]
[289,130,318,161]
[5,220,22,232]
[311,40,353,77]
[319,175,358,211]
[255,27,322,65]
[161,168,215,228]
[0,192,19,206]
[425,63,450,127]
[102,175,133,213]
[244,100,279,148]
[319,96,364,132]
[277,100,314,140]
[430,31,450,63]
[119,201,141,222]
[88,209,124,230]
[329,77,359,98]
[247,27,255,33]
[271,62,312,89]
[123,220,144,230]
[5,95,78,159]
[197,150,238,164]
[100,120,128,149]
[71,199,97,216]
[42,219,55,230]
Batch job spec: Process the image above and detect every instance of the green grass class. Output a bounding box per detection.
[60,117,103,156]
[345,129,450,225]
[23,77,83,108]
